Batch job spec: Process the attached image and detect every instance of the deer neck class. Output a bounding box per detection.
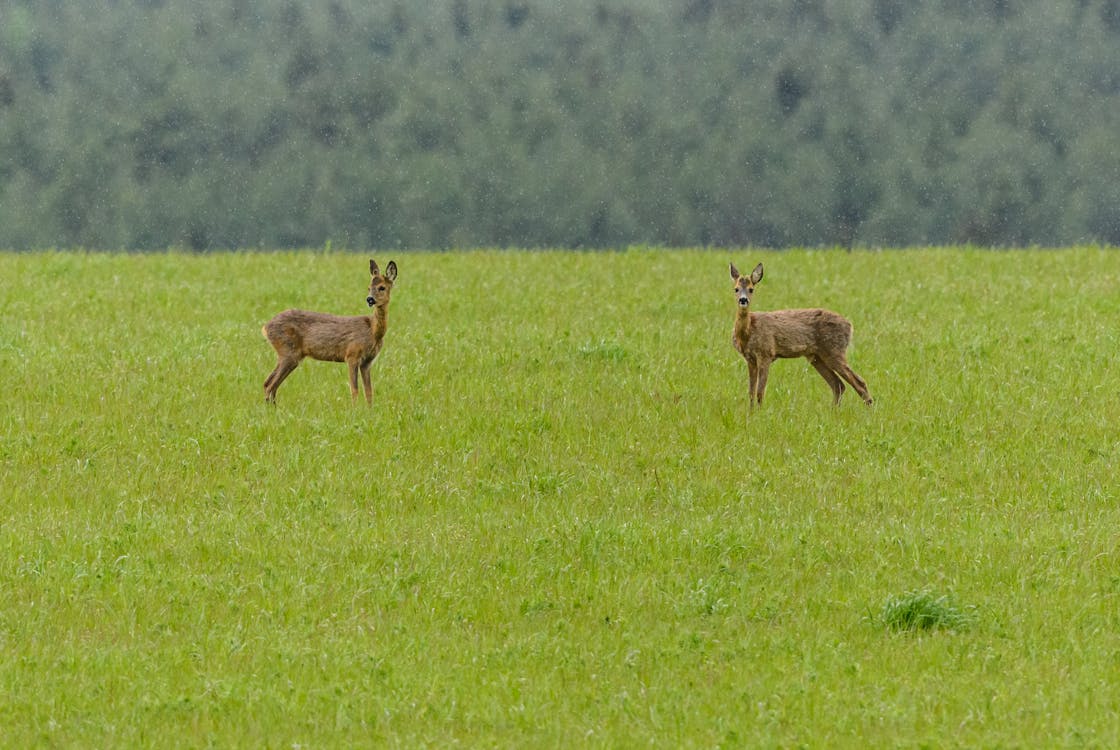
[370,304,389,337]
[734,306,753,341]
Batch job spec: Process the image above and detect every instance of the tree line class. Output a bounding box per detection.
[2,0,1119,250]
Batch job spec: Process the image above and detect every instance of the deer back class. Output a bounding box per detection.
[746,308,853,359]
[265,309,380,362]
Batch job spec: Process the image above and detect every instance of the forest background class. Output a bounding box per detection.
[2,0,1119,251]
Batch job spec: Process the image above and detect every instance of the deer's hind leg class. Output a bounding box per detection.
[809,355,845,405]
[264,358,286,392]
[827,354,873,406]
[265,356,301,403]
[264,367,279,395]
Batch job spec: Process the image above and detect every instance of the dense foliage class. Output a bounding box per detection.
[2,0,1119,249]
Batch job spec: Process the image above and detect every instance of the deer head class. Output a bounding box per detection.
[366,259,398,308]
[730,262,764,309]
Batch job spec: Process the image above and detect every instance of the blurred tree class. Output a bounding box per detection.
[0,0,1118,249]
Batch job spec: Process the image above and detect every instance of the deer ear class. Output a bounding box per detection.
[750,263,764,284]
[729,262,740,280]
[385,260,397,281]
[370,259,380,277]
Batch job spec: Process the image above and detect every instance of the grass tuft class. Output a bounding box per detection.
[878,590,974,633]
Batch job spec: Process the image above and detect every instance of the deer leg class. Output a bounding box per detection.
[266,357,300,403]
[264,365,280,395]
[829,355,873,406]
[347,359,361,403]
[809,356,845,405]
[755,359,772,405]
[747,359,760,407]
[360,359,373,405]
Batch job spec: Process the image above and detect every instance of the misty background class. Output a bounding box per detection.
[1,0,1119,250]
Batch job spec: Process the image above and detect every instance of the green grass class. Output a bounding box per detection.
[1,247,1119,747]
[877,590,974,632]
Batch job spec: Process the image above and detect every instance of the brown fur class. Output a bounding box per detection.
[730,261,872,407]
[262,259,397,404]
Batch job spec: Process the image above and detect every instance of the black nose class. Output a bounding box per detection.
[738,297,749,305]
[366,297,375,306]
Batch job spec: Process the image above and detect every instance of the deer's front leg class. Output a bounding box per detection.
[755,359,771,405]
[360,359,373,405]
[347,360,361,403]
[747,358,760,407]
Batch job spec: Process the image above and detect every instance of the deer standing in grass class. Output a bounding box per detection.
[262,259,397,404]
[731,262,872,408]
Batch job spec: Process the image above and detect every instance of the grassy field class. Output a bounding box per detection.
[1,247,1118,747]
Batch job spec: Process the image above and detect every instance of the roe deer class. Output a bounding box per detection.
[730,262,872,408]
[262,259,397,404]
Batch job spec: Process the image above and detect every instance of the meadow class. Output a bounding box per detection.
[1,247,1118,747]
